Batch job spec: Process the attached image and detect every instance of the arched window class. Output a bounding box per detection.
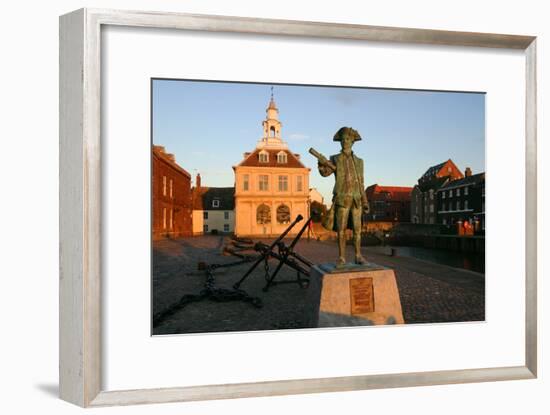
[276,204,291,224]
[270,126,276,137]
[256,204,271,224]
[259,150,269,163]
[277,151,287,164]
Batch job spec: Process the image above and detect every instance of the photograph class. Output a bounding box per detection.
[151,79,486,335]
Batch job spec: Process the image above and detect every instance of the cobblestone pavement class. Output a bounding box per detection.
[152,236,485,335]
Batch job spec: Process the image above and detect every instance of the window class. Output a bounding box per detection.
[259,151,269,163]
[203,224,208,233]
[224,224,230,232]
[457,201,461,210]
[259,175,269,191]
[276,204,291,224]
[278,175,288,191]
[465,200,469,210]
[224,211,229,220]
[243,174,249,191]
[169,209,173,229]
[203,211,208,220]
[277,151,287,163]
[429,190,434,200]
[442,191,446,199]
[457,188,461,197]
[163,207,167,229]
[464,186,469,195]
[169,179,173,198]
[296,176,303,192]
[256,204,271,224]
[449,189,453,197]
[430,204,434,213]
[162,176,167,196]
[443,218,447,225]
[212,199,220,208]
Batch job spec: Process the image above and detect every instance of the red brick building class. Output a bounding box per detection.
[365,184,413,222]
[411,159,464,224]
[152,145,193,240]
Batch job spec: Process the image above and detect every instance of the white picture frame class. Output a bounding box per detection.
[59,8,537,407]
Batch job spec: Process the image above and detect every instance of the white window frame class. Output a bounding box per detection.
[259,175,269,191]
[277,151,287,164]
[259,151,269,163]
[278,175,288,192]
[457,188,461,196]
[223,224,230,232]
[212,199,220,208]
[464,186,469,195]
[224,211,229,220]
[296,176,303,192]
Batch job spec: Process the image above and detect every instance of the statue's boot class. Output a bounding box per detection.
[337,232,347,267]
[354,233,367,264]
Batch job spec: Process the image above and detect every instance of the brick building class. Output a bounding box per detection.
[233,94,310,237]
[192,174,235,235]
[437,168,485,232]
[411,159,463,224]
[365,184,412,222]
[152,145,193,240]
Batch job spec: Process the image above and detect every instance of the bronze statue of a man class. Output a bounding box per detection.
[316,127,369,266]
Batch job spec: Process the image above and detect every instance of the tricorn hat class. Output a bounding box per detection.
[333,126,362,142]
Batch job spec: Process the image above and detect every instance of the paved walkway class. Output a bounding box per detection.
[152,236,484,335]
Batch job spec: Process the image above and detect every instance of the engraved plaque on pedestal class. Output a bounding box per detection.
[308,263,405,327]
[350,277,374,314]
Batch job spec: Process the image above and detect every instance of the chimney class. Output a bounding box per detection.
[196,173,201,188]
[465,167,472,177]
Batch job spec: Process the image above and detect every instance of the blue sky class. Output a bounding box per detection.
[152,79,485,203]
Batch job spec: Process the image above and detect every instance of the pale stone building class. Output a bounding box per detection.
[192,174,235,235]
[233,96,310,237]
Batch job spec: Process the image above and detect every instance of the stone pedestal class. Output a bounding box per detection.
[310,262,404,327]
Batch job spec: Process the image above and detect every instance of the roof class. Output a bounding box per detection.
[237,148,306,168]
[419,159,463,183]
[417,176,450,192]
[366,184,412,202]
[192,187,235,211]
[439,172,485,190]
[419,161,447,181]
[152,145,191,178]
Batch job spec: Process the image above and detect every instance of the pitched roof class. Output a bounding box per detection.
[366,184,412,202]
[419,159,463,183]
[152,145,191,178]
[237,148,305,168]
[420,161,447,180]
[192,187,235,211]
[417,176,450,192]
[439,172,485,190]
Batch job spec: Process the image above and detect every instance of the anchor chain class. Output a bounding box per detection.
[153,258,263,328]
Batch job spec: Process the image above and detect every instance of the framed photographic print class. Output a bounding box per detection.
[59,8,537,407]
